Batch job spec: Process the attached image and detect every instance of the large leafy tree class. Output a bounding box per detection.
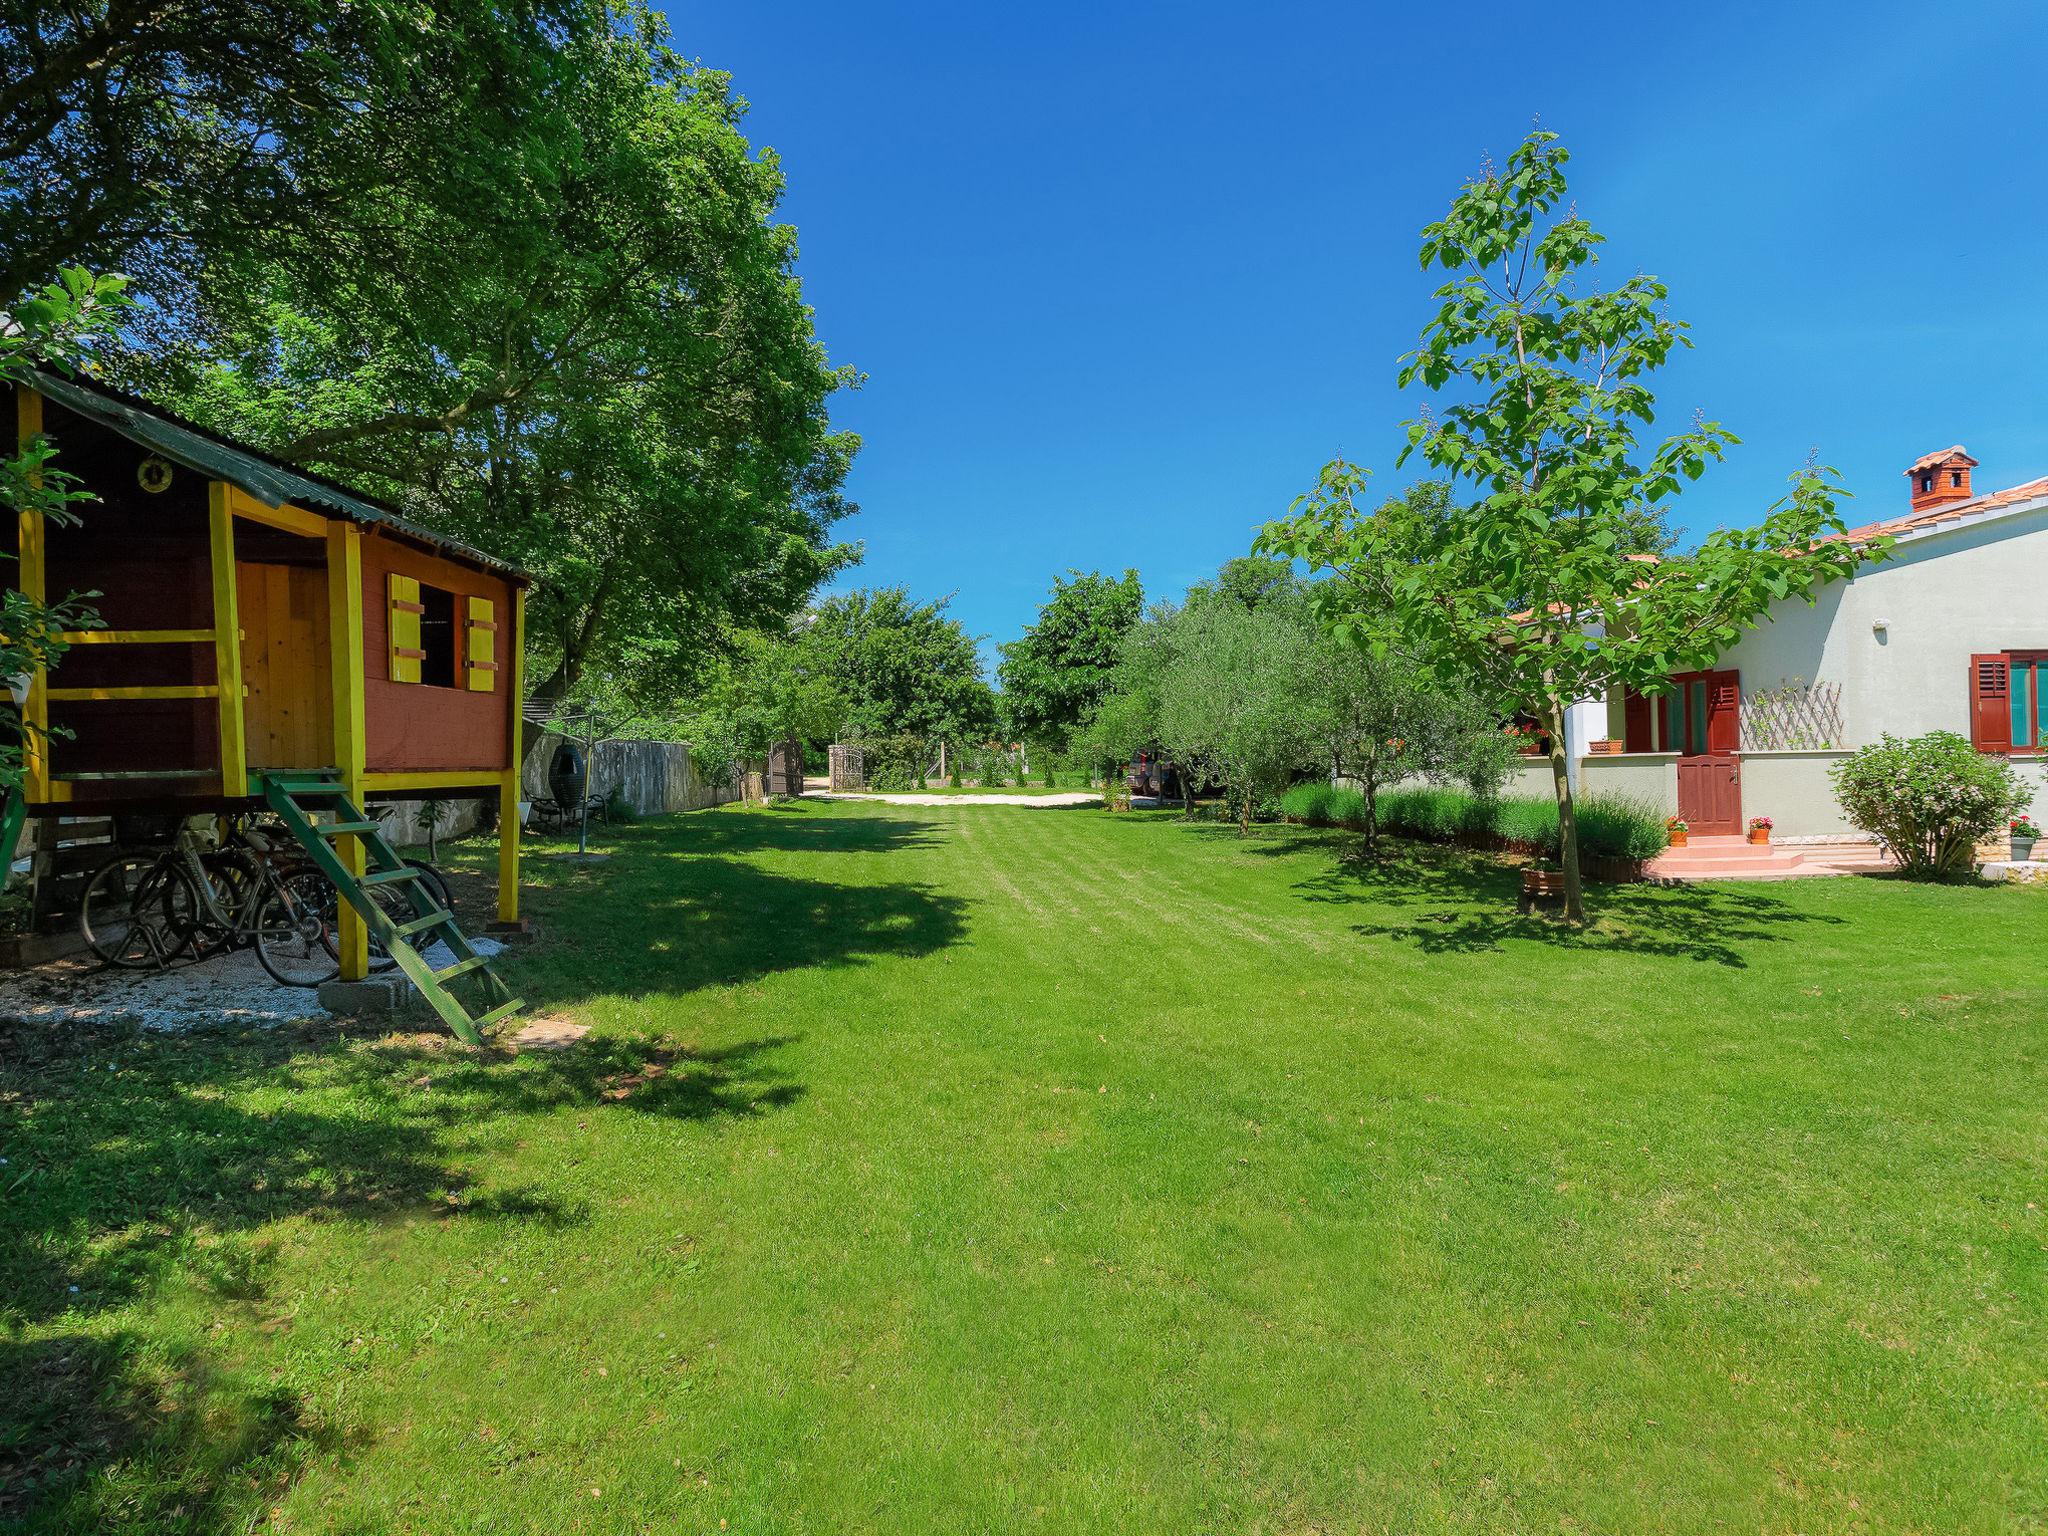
[0,0,589,306]
[1261,130,1870,920]
[799,588,996,746]
[997,569,1143,749]
[132,7,857,707]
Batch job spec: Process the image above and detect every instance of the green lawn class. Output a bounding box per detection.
[5,801,2046,1533]
[828,780,1088,796]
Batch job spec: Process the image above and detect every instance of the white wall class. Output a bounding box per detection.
[1718,501,2048,746]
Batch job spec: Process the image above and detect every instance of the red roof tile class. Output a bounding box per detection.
[1905,444,1977,474]
[1840,474,2048,544]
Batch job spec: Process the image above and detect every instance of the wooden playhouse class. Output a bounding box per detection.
[6,371,528,1038]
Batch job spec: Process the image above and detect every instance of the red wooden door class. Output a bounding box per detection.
[1674,669,1742,834]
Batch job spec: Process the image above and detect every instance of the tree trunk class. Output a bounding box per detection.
[1544,697,1586,923]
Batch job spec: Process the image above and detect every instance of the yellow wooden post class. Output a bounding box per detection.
[497,586,525,923]
[325,522,370,979]
[206,482,247,796]
[15,389,49,803]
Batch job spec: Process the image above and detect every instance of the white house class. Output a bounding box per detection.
[1532,446,2048,839]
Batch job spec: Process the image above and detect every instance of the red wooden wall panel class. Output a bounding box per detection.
[360,533,519,774]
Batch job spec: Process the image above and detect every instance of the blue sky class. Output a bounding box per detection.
[665,0,2048,675]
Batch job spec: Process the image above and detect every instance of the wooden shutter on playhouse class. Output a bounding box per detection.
[465,595,498,692]
[388,573,424,684]
[1970,654,2011,752]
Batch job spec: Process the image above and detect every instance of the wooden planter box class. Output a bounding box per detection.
[1587,739,1623,755]
[1519,867,1566,912]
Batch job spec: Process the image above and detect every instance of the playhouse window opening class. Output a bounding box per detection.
[419,582,458,688]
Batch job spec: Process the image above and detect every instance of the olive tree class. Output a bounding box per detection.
[1155,601,1317,836]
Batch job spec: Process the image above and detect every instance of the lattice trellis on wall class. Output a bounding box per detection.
[1740,677,1845,751]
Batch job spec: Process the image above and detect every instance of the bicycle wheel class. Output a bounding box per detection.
[253,883,337,987]
[404,858,454,912]
[80,854,200,969]
[187,846,260,960]
[285,868,405,974]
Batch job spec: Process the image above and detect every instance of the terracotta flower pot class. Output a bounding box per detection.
[1747,828,1770,845]
[1668,829,1688,848]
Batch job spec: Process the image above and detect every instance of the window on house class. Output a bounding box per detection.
[1950,470,1964,488]
[1972,652,2048,753]
[418,582,458,688]
[1920,473,1934,494]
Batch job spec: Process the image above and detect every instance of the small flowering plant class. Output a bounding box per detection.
[2014,814,2042,840]
[1666,816,1689,833]
[1748,815,1773,832]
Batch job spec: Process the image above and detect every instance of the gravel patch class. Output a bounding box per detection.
[0,936,502,1033]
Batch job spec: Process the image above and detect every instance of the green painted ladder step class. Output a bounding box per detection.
[259,771,522,1045]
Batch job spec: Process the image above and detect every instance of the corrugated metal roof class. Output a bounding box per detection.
[30,369,527,579]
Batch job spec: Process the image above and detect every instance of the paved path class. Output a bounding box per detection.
[811,791,1102,808]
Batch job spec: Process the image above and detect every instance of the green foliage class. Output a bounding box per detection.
[105,3,857,710]
[1829,732,2033,876]
[1155,601,1320,835]
[1453,724,1522,802]
[1260,131,1874,917]
[603,786,639,824]
[997,569,1144,749]
[1279,782,1367,829]
[808,589,997,747]
[1376,788,1668,864]
[859,735,930,793]
[0,269,131,792]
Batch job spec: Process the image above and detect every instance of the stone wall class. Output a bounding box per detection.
[521,733,741,817]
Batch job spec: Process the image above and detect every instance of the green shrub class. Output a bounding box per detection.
[1280,782,1338,825]
[602,785,639,824]
[1575,795,1669,861]
[1373,786,1666,863]
[1494,796,1554,851]
[1830,731,2032,875]
[1379,786,1471,842]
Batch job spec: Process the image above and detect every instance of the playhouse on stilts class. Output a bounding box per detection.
[6,371,528,1041]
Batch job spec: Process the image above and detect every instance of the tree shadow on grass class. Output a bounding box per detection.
[509,810,969,1008]
[0,1329,348,1534]
[0,1018,800,1531]
[1289,839,1843,966]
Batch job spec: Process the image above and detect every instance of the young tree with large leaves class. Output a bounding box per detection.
[1261,130,1872,921]
[997,569,1143,751]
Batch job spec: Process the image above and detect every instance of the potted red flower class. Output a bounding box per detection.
[1666,816,1689,848]
[1747,815,1773,846]
[2012,814,2040,862]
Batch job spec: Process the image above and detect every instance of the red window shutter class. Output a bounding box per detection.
[1623,689,1652,753]
[1970,654,2012,751]
[1706,672,1741,754]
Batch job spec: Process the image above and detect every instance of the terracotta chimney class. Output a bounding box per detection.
[1905,445,1977,513]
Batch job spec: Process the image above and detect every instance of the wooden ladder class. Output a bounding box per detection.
[260,771,521,1044]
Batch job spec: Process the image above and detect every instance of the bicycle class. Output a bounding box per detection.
[79,815,338,986]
